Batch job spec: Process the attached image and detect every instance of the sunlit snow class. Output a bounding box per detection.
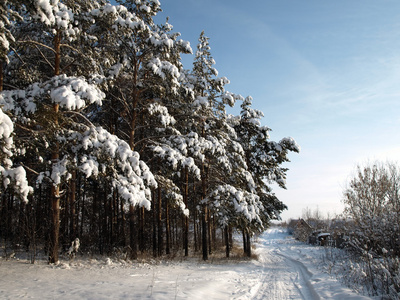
[0,228,370,299]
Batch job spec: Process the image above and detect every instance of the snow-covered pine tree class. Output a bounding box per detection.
[186,30,247,260]
[0,0,299,262]
[230,96,300,256]
[0,1,34,209]
[1,0,157,263]
[87,0,192,258]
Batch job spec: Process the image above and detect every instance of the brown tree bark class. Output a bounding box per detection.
[246,232,252,257]
[157,186,163,256]
[183,167,189,256]
[49,179,60,263]
[129,204,137,259]
[201,164,208,260]
[152,190,157,257]
[48,30,62,264]
[242,230,252,257]
[139,206,145,252]
[49,103,61,263]
[224,225,230,258]
[165,194,170,255]
[201,207,208,260]
[228,226,233,250]
[242,230,247,256]
[69,171,77,239]
[201,123,208,261]
[208,213,212,255]
[120,199,126,247]
[79,180,85,239]
[127,61,140,258]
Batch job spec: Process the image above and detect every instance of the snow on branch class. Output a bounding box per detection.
[0,108,32,202]
[1,166,33,203]
[0,75,105,115]
[147,103,176,127]
[279,137,301,153]
[155,175,188,216]
[33,0,81,41]
[147,58,181,92]
[208,184,263,227]
[78,126,157,210]
[90,3,147,32]
[0,108,14,167]
[47,75,105,110]
[152,143,201,179]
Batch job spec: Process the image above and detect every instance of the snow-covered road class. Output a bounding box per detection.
[250,230,330,299]
[0,228,371,299]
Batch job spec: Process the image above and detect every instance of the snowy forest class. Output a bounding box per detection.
[0,0,299,264]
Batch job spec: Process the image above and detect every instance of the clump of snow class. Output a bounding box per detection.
[90,3,146,33]
[148,58,180,78]
[0,107,32,202]
[147,103,176,127]
[0,75,104,116]
[208,184,262,227]
[48,75,105,110]
[50,156,70,186]
[0,108,14,165]
[33,0,81,41]
[77,126,157,210]
[66,238,80,258]
[1,166,33,203]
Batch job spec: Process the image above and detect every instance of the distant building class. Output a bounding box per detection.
[292,219,313,242]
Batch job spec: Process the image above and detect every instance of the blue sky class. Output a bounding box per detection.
[153,0,400,221]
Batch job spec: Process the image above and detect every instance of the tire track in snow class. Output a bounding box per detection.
[250,249,305,300]
[249,229,322,300]
[276,251,321,300]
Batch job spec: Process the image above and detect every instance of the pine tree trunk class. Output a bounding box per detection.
[79,182,85,239]
[61,188,68,244]
[157,186,163,256]
[49,30,62,264]
[194,210,198,252]
[242,230,251,257]
[152,190,157,257]
[139,207,145,253]
[183,167,189,256]
[201,206,208,260]
[69,171,76,239]
[127,85,139,258]
[165,194,170,255]
[242,230,247,256]
[49,107,61,263]
[49,184,60,263]
[193,178,198,252]
[90,182,98,249]
[228,226,233,250]
[0,193,6,238]
[208,213,212,255]
[98,185,105,255]
[201,160,208,260]
[120,199,126,247]
[246,232,252,257]
[101,190,108,254]
[225,225,230,258]
[110,189,116,246]
[129,204,137,259]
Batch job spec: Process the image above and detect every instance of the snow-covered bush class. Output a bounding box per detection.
[337,161,400,298]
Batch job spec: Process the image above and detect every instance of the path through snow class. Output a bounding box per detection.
[0,228,371,299]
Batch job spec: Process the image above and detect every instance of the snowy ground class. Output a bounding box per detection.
[0,228,372,299]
